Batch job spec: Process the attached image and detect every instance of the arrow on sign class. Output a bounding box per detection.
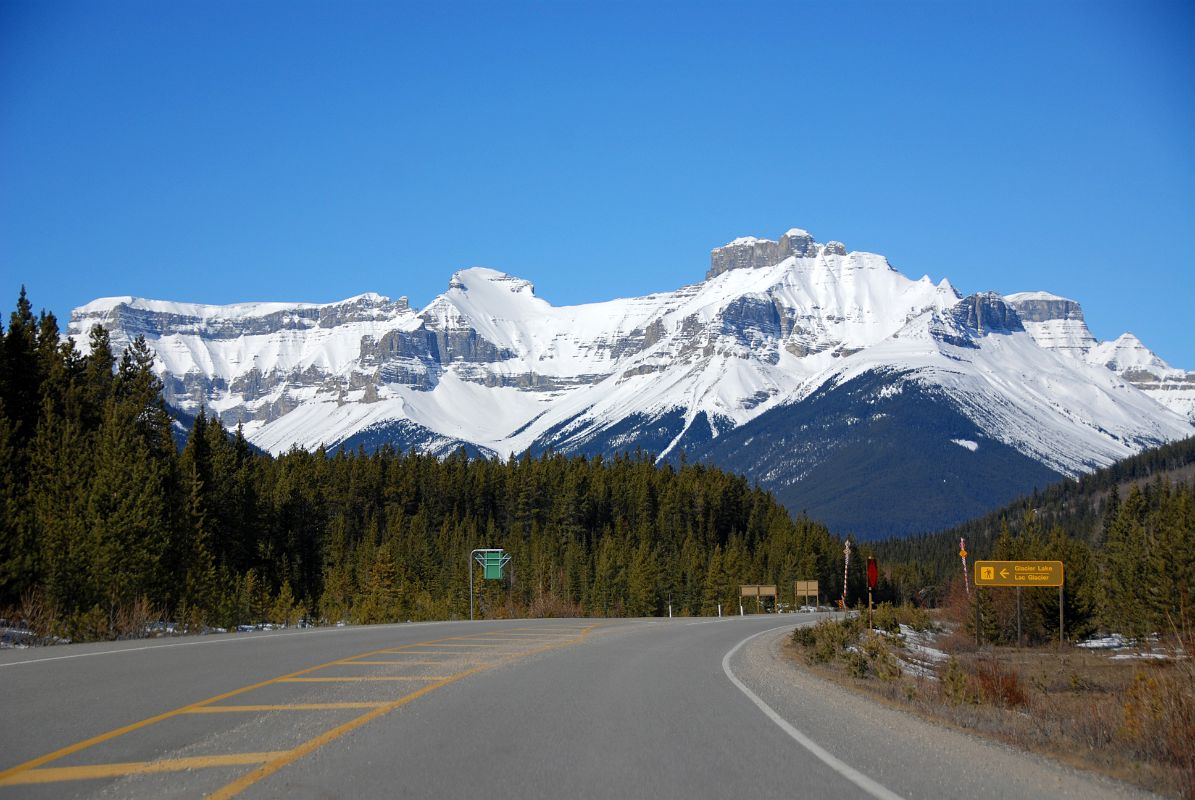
[1000,568,1010,579]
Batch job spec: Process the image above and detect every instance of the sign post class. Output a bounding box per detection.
[959,538,970,597]
[794,580,819,611]
[974,560,1065,648]
[866,557,877,629]
[739,585,778,614]
[469,548,511,621]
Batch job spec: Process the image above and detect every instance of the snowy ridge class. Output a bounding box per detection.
[1005,293,1195,420]
[68,228,1193,484]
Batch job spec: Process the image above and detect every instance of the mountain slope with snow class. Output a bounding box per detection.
[69,228,1194,535]
[1004,292,1195,420]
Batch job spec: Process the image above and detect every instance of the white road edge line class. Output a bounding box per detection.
[722,625,906,800]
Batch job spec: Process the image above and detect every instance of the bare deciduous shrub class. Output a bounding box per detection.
[974,658,1029,708]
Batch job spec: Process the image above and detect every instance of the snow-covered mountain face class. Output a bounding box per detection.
[69,228,1194,534]
[1005,292,1195,420]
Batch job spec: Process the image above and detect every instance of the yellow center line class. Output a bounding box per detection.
[391,642,509,648]
[279,675,453,682]
[446,636,565,642]
[185,704,389,713]
[474,633,572,638]
[378,649,509,656]
[0,752,289,786]
[341,660,452,666]
[342,657,447,664]
[208,624,601,799]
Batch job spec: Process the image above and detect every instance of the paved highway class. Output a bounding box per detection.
[0,616,1151,799]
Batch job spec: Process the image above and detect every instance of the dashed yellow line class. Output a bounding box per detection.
[448,636,566,642]
[279,675,454,682]
[394,642,509,648]
[378,649,500,656]
[342,659,447,665]
[0,752,289,786]
[186,703,388,713]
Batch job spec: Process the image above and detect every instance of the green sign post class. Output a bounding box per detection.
[469,548,511,621]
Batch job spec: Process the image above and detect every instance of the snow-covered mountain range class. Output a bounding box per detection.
[70,228,1195,535]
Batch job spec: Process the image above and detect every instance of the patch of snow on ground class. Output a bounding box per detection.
[1110,653,1171,660]
[900,624,950,661]
[891,623,949,680]
[1077,633,1129,650]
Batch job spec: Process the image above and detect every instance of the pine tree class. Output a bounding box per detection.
[28,393,92,612]
[86,395,171,610]
[354,546,401,624]
[0,404,26,605]
[626,538,660,617]
[1102,485,1150,637]
[3,287,40,449]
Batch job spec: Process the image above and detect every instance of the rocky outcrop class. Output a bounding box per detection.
[950,292,1025,335]
[707,228,824,279]
[1004,293,1085,325]
[70,294,409,342]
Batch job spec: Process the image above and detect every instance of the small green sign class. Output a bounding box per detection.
[474,549,510,581]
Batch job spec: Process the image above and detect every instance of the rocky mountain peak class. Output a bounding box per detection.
[1004,291,1086,323]
[1003,291,1097,361]
[447,267,537,296]
[707,227,831,279]
[1091,332,1171,372]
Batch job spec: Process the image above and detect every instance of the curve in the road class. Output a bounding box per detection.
[722,625,905,800]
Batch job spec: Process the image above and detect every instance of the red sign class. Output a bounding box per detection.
[866,557,878,590]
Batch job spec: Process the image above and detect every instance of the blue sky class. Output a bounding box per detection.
[2,0,1193,365]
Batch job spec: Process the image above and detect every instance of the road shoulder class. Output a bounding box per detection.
[729,625,1155,800]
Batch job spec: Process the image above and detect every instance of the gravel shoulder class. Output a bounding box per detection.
[732,626,1157,800]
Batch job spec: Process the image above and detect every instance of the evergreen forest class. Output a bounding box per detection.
[874,436,1195,644]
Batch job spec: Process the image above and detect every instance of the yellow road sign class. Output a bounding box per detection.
[974,560,1063,587]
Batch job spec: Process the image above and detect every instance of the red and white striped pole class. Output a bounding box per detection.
[841,540,851,609]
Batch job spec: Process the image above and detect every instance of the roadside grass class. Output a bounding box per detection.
[788,604,1195,799]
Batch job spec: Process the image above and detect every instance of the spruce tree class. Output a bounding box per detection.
[1102,485,1150,637]
[626,538,660,617]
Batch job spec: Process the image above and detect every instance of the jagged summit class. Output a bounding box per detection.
[707,227,830,279]
[447,267,537,296]
[1089,332,1170,372]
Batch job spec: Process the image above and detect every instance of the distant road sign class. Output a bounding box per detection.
[866,557,878,590]
[740,585,777,597]
[974,560,1063,587]
[794,580,818,595]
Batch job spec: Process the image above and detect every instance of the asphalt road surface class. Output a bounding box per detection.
[0,616,1153,799]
